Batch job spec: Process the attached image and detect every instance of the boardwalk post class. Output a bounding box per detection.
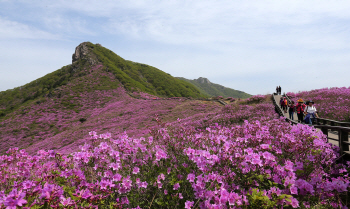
[341,129,349,152]
[339,130,343,156]
[339,130,349,161]
[321,127,328,142]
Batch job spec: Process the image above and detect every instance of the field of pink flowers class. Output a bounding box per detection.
[1,116,349,208]
[2,70,350,208]
[287,87,350,122]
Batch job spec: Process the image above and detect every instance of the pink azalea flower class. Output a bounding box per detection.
[260,144,270,149]
[132,167,140,174]
[187,174,196,182]
[185,200,194,209]
[60,197,73,206]
[173,183,180,190]
[3,189,27,209]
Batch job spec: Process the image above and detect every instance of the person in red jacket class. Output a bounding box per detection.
[280,97,285,112]
[296,99,306,123]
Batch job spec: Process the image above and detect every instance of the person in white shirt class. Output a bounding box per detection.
[304,100,319,124]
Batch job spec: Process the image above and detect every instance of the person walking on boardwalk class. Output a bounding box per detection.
[280,97,284,109]
[304,100,319,125]
[283,97,288,113]
[288,101,296,120]
[278,86,281,95]
[276,86,279,95]
[296,99,306,123]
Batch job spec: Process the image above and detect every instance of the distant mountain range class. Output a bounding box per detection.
[177,77,251,98]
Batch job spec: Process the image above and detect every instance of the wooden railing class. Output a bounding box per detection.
[272,93,350,161]
[314,125,350,160]
[271,93,285,118]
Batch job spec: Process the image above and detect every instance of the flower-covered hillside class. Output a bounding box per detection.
[1,118,348,208]
[0,65,222,154]
[287,87,350,122]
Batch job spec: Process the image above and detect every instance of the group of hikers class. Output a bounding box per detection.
[276,86,282,95]
[279,96,319,125]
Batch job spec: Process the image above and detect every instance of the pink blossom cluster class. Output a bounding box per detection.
[242,95,266,104]
[1,117,349,208]
[226,97,236,103]
[176,100,276,129]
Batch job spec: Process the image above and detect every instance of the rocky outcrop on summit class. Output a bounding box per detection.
[195,77,211,84]
[72,42,99,65]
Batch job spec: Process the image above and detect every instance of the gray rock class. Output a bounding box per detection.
[195,77,211,84]
[72,42,90,63]
[72,42,99,65]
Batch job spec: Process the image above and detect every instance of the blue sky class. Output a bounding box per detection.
[1,0,350,95]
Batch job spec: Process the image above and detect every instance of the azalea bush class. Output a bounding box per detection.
[241,95,267,105]
[287,87,350,122]
[1,117,349,208]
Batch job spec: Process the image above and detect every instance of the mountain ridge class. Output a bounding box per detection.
[0,42,206,117]
[177,77,251,98]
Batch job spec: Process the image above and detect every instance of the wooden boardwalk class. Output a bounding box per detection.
[273,94,343,147]
[274,94,298,122]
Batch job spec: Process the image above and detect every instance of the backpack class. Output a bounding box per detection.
[289,104,295,112]
[297,104,304,113]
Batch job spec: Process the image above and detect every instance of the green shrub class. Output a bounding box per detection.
[79,118,87,123]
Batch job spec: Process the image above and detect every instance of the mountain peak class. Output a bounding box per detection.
[72,42,99,65]
[195,77,211,84]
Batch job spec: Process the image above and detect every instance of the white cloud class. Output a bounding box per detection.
[0,17,59,40]
[88,0,350,52]
[42,15,96,36]
[4,1,350,49]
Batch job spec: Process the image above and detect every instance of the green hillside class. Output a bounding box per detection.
[177,77,251,98]
[89,43,204,98]
[0,42,205,118]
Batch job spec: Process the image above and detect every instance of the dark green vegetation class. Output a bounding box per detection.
[177,77,251,98]
[0,42,206,118]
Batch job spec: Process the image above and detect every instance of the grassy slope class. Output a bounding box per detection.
[89,43,204,98]
[177,77,251,98]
